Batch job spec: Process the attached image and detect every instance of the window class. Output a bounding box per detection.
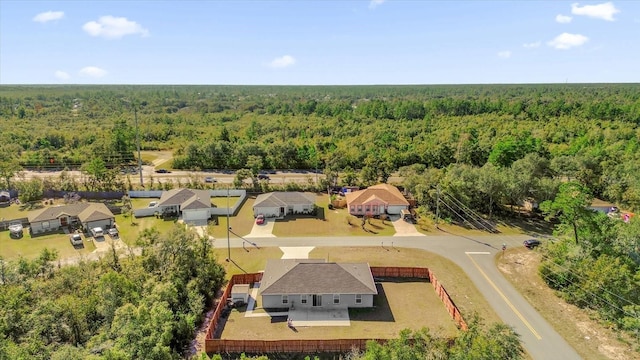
[282,295,288,304]
[356,294,362,304]
[357,205,362,213]
[365,205,370,212]
[42,221,50,229]
[372,205,378,213]
[333,294,340,304]
[301,295,307,304]
[350,205,355,212]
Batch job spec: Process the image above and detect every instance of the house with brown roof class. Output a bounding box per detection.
[156,188,212,223]
[345,183,409,216]
[28,203,115,235]
[253,192,315,218]
[258,259,377,309]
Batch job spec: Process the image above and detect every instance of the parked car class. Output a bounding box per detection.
[108,228,119,238]
[155,169,171,173]
[523,239,541,249]
[148,201,158,208]
[255,214,265,225]
[70,233,83,246]
[204,176,217,183]
[91,227,104,238]
[257,174,270,180]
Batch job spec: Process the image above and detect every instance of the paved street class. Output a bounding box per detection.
[223,233,581,360]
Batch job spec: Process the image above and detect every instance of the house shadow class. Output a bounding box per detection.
[349,283,395,322]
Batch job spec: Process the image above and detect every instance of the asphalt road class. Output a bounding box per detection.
[224,233,581,360]
[18,167,404,185]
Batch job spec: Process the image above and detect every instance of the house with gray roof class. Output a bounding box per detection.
[258,259,377,309]
[253,192,316,218]
[28,203,115,235]
[156,188,212,223]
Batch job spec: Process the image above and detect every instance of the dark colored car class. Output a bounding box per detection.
[257,174,270,180]
[523,239,541,249]
[155,169,171,173]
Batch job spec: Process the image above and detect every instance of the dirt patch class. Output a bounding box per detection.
[499,248,639,360]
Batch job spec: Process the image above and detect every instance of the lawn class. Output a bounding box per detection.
[498,248,639,360]
[272,194,396,237]
[0,230,97,260]
[214,245,500,339]
[115,213,180,246]
[221,280,459,340]
[208,196,256,239]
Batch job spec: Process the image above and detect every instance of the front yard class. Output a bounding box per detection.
[0,230,97,260]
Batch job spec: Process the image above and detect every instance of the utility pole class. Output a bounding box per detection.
[435,184,440,229]
[226,185,231,262]
[134,103,143,186]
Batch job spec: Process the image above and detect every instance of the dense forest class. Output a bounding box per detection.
[0,84,638,212]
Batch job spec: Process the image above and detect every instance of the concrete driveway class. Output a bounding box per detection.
[391,215,425,237]
[245,218,276,238]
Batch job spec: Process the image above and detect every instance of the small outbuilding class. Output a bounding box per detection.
[229,284,250,305]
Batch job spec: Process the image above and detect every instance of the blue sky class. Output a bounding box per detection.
[1,0,638,85]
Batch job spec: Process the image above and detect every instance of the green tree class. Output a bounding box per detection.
[540,181,593,244]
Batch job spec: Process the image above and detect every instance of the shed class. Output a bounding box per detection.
[230,284,250,304]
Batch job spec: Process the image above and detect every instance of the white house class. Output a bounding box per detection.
[156,188,212,223]
[253,192,315,218]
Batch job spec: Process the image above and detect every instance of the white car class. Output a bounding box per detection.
[108,228,119,238]
[91,227,104,238]
[70,233,83,246]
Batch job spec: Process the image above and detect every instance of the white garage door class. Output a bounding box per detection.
[387,206,408,215]
[183,209,209,221]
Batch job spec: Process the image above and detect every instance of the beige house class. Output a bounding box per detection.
[345,184,409,216]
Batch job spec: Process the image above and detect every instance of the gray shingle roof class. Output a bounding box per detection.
[158,188,211,209]
[28,203,114,223]
[254,192,315,208]
[259,259,377,295]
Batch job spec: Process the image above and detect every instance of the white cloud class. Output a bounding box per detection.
[547,33,589,49]
[571,2,620,21]
[269,55,296,68]
[83,16,149,39]
[555,14,573,23]
[33,11,64,23]
[54,70,70,80]
[497,50,512,58]
[523,41,541,48]
[79,66,107,78]
[369,0,386,9]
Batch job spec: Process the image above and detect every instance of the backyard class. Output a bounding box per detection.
[220,280,459,340]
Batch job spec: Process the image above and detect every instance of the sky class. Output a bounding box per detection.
[1,0,639,85]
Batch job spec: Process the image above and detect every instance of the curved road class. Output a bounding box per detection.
[224,233,581,360]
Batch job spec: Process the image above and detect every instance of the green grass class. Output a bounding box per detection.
[0,230,97,260]
[208,196,256,239]
[115,213,179,246]
[211,196,240,208]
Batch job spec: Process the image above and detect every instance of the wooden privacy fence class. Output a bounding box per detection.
[206,339,385,354]
[205,266,467,354]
